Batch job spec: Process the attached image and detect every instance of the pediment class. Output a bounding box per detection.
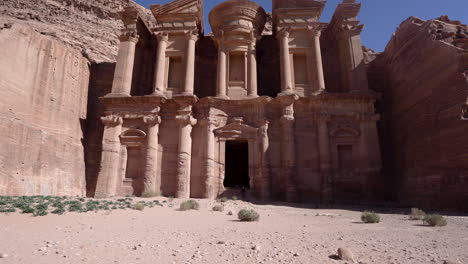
[151,0,202,16]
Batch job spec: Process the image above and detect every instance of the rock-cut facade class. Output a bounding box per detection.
[93,0,382,202]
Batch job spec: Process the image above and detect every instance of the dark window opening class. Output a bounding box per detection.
[224,140,249,188]
[338,145,353,170]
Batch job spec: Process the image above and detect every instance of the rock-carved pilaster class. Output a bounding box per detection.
[316,112,333,202]
[279,102,297,202]
[95,115,124,198]
[142,114,162,196]
[256,120,271,200]
[277,28,293,94]
[307,26,326,92]
[199,117,221,199]
[153,32,169,96]
[183,31,199,96]
[175,108,197,198]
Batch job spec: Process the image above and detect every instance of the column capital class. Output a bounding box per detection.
[307,26,322,38]
[175,114,197,127]
[359,113,380,122]
[154,32,169,42]
[339,23,364,36]
[101,115,123,127]
[316,112,331,122]
[185,30,199,41]
[198,117,221,127]
[276,28,290,39]
[119,32,139,43]
[143,115,162,126]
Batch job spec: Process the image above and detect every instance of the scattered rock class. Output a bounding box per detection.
[228,211,234,215]
[337,248,356,263]
[251,245,260,251]
[0,253,8,258]
[443,261,461,264]
[293,252,300,257]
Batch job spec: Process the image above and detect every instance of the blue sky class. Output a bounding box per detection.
[135,0,468,52]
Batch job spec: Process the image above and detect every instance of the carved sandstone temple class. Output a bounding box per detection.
[94,0,381,202]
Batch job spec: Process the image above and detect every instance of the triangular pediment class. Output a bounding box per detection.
[151,0,202,15]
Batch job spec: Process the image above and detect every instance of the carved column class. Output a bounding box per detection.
[143,115,162,195]
[317,113,332,202]
[152,33,169,96]
[200,118,219,199]
[359,113,381,197]
[183,32,198,95]
[247,35,258,97]
[310,29,326,92]
[95,115,123,198]
[175,112,197,198]
[109,35,139,97]
[280,104,296,202]
[216,47,228,98]
[278,29,293,94]
[257,120,270,199]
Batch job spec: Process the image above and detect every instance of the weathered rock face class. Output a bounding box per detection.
[0,25,90,196]
[369,16,468,209]
[0,0,152,63]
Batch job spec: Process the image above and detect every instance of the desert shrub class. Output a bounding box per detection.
[67,201,83,212]
[361,211,380,223]
[33,209,48,217]
[21,206,35,214]
[133,202,145,211]
[212,204,224,212]
[423,214,447,227]
[51,208,65,215]
[179,200,200,211]
[231,196,238,201]
[217,197,228,203]
[238,209,260,222]
[409,208,426,220]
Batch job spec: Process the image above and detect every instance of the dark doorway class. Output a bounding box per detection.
[224,140,249,188]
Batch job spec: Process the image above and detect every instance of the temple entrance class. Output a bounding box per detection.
[224,140,250,188]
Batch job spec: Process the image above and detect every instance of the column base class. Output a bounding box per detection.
[247,94,259,98]
[216,94,230,100]
[105,93,131,98]
[278,90,295,97]
[150,90,165,97]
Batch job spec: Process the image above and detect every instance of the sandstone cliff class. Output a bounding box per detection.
[0,24,90,196]
[0,0,153,63]
[369,16,468,209]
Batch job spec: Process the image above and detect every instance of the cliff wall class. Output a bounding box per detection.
[0,25,90,196]
[370,16,468,209]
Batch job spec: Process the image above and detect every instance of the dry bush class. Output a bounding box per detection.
[179,200,200,211]
[238,209,260,222]
[212,204,224,212]
[361,211,380,223]
[423,214,447,227]
[409,208,426,220]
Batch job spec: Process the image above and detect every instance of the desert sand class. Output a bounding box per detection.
[0,198,467,264]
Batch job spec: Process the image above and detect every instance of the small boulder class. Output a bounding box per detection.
[0,253,8,258]
[337,248,355,263]
[443,261,461,264]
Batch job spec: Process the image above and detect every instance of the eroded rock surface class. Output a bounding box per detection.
[0,25,89,196]
[369,16,468,209]
[0,0,152,63]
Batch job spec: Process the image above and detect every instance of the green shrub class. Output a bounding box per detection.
[33,210,48,217]
[231,196,238,201]
[423,214,447,227]
[212,204,224,212]
[51,208,65,215]
[238,209,260,222]
[409,208,426,220]
[179,200,200,211]
[133,202,145,211]
[361,211,380,223]
[21,206,35,214]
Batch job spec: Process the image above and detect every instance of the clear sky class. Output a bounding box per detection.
[134,0,468,52]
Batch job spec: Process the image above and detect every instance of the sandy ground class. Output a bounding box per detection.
[0,198,467,264]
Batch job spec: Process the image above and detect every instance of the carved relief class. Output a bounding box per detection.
[101,115,123,127]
